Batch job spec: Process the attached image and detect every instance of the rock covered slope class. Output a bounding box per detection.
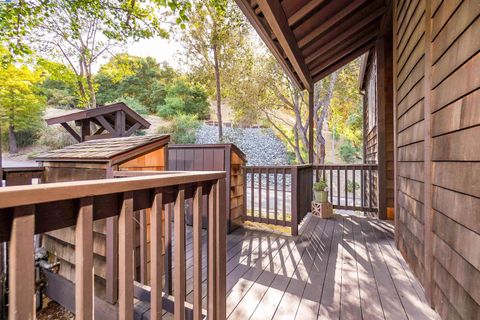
[195,124,289,166]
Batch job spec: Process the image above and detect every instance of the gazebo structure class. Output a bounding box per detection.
[46,102,151,142]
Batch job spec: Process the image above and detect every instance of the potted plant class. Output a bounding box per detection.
[313,180,328,203]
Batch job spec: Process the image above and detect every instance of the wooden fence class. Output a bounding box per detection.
[0,171,227,320]
[245,164,378,235]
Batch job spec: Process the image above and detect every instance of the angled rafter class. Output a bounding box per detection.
[95,115,116,134]
[308,28,380,75]
[125,123,142,137]
[257,0,313,91]
[298,0,370,48]
[313,40,375,82]
[305,5,385,64]
[60,123,81,142]
[288,0,327,26]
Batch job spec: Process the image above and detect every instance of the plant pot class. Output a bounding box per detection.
[314,190,328,203]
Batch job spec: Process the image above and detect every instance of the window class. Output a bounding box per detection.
[367,58,377,132]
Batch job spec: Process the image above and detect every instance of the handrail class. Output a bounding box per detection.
[0,171,225,208]
[0,171,227,320]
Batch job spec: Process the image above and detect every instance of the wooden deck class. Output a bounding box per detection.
[138,213,439,320]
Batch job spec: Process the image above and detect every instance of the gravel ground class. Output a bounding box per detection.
[196,125,289,166]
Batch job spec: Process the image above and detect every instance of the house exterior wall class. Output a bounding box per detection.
[393,0,480,318]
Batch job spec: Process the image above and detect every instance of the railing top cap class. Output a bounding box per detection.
[0,171,225,209]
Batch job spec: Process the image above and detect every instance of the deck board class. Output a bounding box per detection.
[136,214,439,320]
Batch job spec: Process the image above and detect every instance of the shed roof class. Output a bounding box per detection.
[236,0,389,91]
[35,134,170,164]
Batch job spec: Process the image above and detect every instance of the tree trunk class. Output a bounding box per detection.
[212,43,223,140]
[8,124,17,154]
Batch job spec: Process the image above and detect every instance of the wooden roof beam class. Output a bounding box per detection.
[235,0,304,89]
[298,0,370,49]
[257,0,313,91]
[304,5,385,64]
[313,41,375,82]
[288,0,327,26]
[308,27,380,73]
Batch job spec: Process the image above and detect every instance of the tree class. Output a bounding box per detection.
[96,54,176,112]
[179,0,250,140]
[0,63,45,153]
[157,80,210,119]
[0,0,191,108]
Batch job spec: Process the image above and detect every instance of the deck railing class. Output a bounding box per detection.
[0,171,227,320]
[245,164,378,235]
[244,165,312,235]
[313,164,378,213]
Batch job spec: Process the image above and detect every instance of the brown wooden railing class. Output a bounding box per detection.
[313,164,378,213]
[0,171,227,320]
[244,165,312,236]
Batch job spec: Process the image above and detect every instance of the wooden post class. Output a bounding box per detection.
[193,186,203,320]
[81,119,91,141]
[150,191,163,320]
[75,197,93,320]
[118,192,134,320]
[207,183,217,320]
[174,187,186,320]
[215,179,227,320]
[376,37,388,220]
[308,90,314,164]
[423,0,433,304]
[115,111,126,137]
[8,205,35,320]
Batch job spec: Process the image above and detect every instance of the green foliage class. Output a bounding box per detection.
[313,180,328,192]
[96,55,176,113]
[37,59,80,108]
[0,63,45,137]
[157,81,209,119]
[158,114,200,144]
[339,140,359,163]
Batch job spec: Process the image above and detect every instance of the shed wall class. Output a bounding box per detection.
[393,0,480,318]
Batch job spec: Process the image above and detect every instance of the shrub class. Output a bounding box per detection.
[347,180,360,193]
[105,96,149,115]
[339,140,359,163]
[37,125,77,149]
[158,114,201,144]
[313,180,328,191]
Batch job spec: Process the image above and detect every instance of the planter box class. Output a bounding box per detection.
[311,201,333,219]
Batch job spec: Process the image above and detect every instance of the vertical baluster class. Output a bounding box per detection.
[75,197,93,320]
[337,167,340,206]
[119,192,134,320]
[216,178,227,320]
[274,169,278,224]
[329,167,333,203]
[345,166,348,207]
[361,166,365,210]
[282,168,286,226]
[139,209,147,284]
[208,182,217,320]
[193,186,203,320]
[258,169,262,221]
[151,191,163,320]
[9,205,35,320]
[164,203,173,295]
[353,167,356,209]
[266,168,270,224]
[174,187,186,320]
[250,169,254,222]
[369,166,373,211]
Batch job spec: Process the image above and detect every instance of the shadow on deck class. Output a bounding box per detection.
[137,214,439,320]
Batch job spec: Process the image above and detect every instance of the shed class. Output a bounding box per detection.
[167,144,246,232]
[35,134,169,301]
